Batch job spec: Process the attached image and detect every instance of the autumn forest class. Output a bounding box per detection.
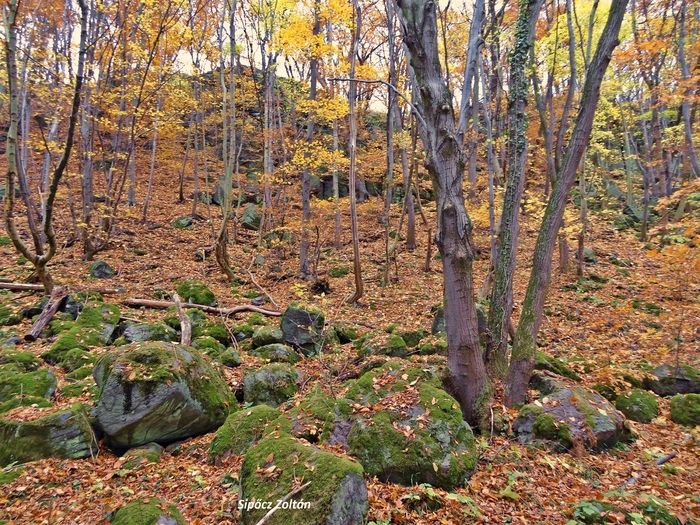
[0,0,698,522]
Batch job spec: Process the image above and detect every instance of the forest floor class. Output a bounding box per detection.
[0,170,698,524]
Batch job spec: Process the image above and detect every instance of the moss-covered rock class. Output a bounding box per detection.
[240,434,367,525]
[192,335,226,354]
[243,363,300,407]
[0,403,97,466]
[43,303,120,363]
[0,364,56,402]
[192,321,231,345]
[417,334,448,355]
[209,405,289,464]
[644,363,700,396]
[615,389,658,423]
[288,387,351,443]
[399,329,428,348]
[88,260,115,279]
[0,303,20,327]
[218,348,242,367]
[121,321,178,344]
[0,394,52,413]
[121,442,164,471]
[250,343,299,364]
[0,350,41,371]
[341,361,476,490]
[535,351,581,381]
[281,302,325,356]
[111,498,185,525]
[513,383,631,450]
[60,378,97,398]
[66,365,94,382]
[94,342,234,449]
[669,393,700,426]
[163,308,207,331]
[355,331,408,358]
[327,322,360,345]
[251,325,284,348]
[176,279,216,306]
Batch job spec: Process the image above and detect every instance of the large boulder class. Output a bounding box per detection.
[643,364,700,396]
[513,382,631,451]
[0,404,97,466]
[0,363,56,403]
[287,387,351,442]
[243,363,299,407]
[252,325,284,348]
[241,203,261,230]
[250,343,299,364]
[342,361,477,490]
[121,321,179,344]
[209,405,289,464]
[93,342,233,449]
[615,389,659,423]
[111,498,185,525]
[281,303,325,356]
[240,434,368,525]
[43,303,120,363]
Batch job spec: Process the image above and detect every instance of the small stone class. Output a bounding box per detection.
[88,260,115,279]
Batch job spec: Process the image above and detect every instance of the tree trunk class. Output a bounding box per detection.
[506,0,629,406]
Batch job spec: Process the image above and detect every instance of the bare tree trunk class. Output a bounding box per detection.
[506,0,628,405]
[554,0,578,173]
[396,0,490,427]
[486,0,544,377]
[346,0,363,304]
[678,0,700,178]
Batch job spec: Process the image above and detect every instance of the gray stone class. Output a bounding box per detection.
[243,363,299,407]
[644,363,700,396]
[281,303,325,356]
[88,260,115,279]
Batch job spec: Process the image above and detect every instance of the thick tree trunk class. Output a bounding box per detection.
[395,0,490,427]
[506,0,629,405]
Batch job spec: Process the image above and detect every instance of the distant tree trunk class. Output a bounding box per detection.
[346,0,364,304]
[678,0,700,178]
[506,0,629,405]
[141,96,161,223]
[179,125,191,203]
[396,0,490,427]
[300,0,320,278]
[486,0,544,377]
[554,0,578,173]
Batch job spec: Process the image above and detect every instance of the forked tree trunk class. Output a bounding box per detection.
[506,0,629,405]
[395,0,490,427]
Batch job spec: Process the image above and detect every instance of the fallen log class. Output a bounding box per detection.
[122,298,281,317]
[24,286,68,342]
[0,281,123,294]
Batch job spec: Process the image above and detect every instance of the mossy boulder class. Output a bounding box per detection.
[669,393,700,426]
[534,351,581,381]
[58,348,95,372]
[0,364,56,402]
[342,361,477,490]
[163,308,207,331]
[93,342,234,449]
[250,343,299,364]
[209,405,289,464]
[66,365,94,381]
[0,394,52,413]
[615,389,659,423]
[288,387,351,443]
[122,321,178,344]
[251,325,284,348]
[417,334,447,355]
[243,363,300,407]
[355,332,408,358]
[88,260,115,279]
[176,279,216,306]
[192,321,231,345]
[0,350,41,371]
[241,203,261,231]
[111,498,185,525]
[281,303,325,356]
[644,364,700,396]
[513,384,631,451]
[43,303,120,363]
[240,434,368,525]
[192,335,226,354]
[327,322,360,345]
[0,403,97,466]
[60,378,97,398]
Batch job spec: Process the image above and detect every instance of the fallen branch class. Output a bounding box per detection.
[253,481,312,525]
[246,256,280,309]
[122,298,281,317]
[0,281,122,294]
[172,293,191,346]
[24,286,68,342]
[620,451,678,489]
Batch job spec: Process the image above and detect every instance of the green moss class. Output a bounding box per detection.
[232,322,255,339]
[44,303,119,362]
[247,313,266,326]
[163,308,207,330]
[192,335,226,354]
[0,466,24,485]
[0,351,40,371]
[418,334,448,355]
[669,393,700,426]
[122,443,164,470]
[209,405,287,463]
[0,364,56,402]
[345,360,437,404]
[250,343,299,364]
[66,365,94,381]
[615,389,658,423]
[0,395,52,413]
[58,348,95,372]
[48,317,75,336]
[288,387,351,442]
[534,351,581,381]
[243,363,299,407]
[328,265,350,278]
[328,322,360,344]
[60,378,97,398]
[0,303,20,326]
[0,236,11,247]
[240,434,366,525]
[356,332,409,358]
[193,321,230,345]
[218,348,242,367]
[176,280,216,306]
[111,498,185,525]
